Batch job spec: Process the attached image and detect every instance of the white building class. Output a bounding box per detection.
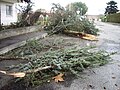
[0,0,21,25]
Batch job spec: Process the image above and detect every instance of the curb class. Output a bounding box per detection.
[0,33,48,55]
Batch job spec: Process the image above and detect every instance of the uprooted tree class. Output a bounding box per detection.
[45,3,98,35]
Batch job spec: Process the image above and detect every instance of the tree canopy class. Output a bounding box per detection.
[105,0,119,14]
[66,2,88,15]
[20,0,31,3]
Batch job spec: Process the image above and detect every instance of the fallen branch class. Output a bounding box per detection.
[64,30,98,41]
[0,47,112,81]
[25,66,52,73]
[0,56,28,61]
[0,66,52,77]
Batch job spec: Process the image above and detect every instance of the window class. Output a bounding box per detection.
[6,5,13,16]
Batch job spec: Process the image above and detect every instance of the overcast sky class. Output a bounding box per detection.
[31,0,120,15]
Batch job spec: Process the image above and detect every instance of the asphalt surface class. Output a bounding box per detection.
[32,21,120,90]
[0,31,46,49]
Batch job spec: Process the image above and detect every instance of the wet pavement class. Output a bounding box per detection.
[31,21,120,90]
[0,31,46,49]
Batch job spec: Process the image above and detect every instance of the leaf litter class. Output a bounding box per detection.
[52,73,64,82]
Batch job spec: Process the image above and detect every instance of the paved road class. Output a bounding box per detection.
[32,21,120,90]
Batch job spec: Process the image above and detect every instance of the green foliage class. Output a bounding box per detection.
[106,13,120,23]
[45,3,99,35]
[100,16,107,22]
[4,40,43,57]
[4,39,65,57]
[81,19,99,35]
[66,2,88,15]
[105,0,119,14]
[11,46,113,86]
[3,38,114,86]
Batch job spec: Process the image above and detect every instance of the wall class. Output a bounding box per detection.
[0,25,42,39]
[0,2,17,25]
[86,15,103,22]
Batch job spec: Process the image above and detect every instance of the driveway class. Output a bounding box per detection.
[32,21,120,90]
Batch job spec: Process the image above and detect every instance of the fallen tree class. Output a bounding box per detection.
[0,46,115,86]
[45,3,99,36]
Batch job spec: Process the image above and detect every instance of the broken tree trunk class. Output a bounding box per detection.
[0,66,52,77]
[29,10,42,25]
[64,30,98,41]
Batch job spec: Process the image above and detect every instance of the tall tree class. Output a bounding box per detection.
[105,0,119,14]
[20,0,31,3]
[66,2,88,15]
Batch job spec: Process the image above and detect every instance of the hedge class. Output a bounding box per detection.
[106,13,120,23]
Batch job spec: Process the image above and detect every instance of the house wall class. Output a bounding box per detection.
[1,0,20,3]
[0,2,17,25]
[86,15,102,22]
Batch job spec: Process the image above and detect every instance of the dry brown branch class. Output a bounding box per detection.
[25,66,52,73]
[0,66,52,77]
[64,30,98,41]
[0,56,27,61]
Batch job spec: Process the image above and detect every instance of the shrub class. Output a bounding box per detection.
[106,13,120,23]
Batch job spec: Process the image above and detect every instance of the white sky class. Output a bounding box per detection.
[31,0,120,15]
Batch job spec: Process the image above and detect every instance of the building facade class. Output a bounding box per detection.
[0,0,21,25]
[86,15,103,22]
